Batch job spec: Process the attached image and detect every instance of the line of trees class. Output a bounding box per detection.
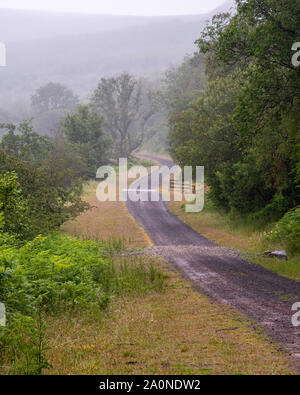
[29,74,158,159]
[0,72,160,239]
[167,0,300,224]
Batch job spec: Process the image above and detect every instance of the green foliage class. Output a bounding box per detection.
[0,232,165,374]
[1,120,52,163]
[252,193,291,223]
[266,207,300,254]
[0,121,90,239]
[0,172,30,237]
[0,234,109,314]
[91,73,156,158]
[30,82,79,136]
[0,312,51,375]
[168,0,300,221]
[0,155,89,239]
[0,233,107,374]
[96,258,165,298]
[61,104,112,177]
[31,82,78,115]
[164,55,206,115]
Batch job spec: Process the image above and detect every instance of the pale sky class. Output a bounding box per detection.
[0,0,226,16]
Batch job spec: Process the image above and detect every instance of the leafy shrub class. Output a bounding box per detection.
[266,207,300,254]
[0,234,109,315]
[0,232,165,374]
[0,172,30,238]
[252,193,291,224]
[0,123,90,240]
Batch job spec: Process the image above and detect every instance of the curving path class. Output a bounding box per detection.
[126,154,300,358]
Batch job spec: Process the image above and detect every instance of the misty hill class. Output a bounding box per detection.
[0,9,177,42]
[0,1,234,105]
[0,2,234,42]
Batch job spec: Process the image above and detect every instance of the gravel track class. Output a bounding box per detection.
[126,154,300,361]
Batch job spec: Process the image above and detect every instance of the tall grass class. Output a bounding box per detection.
[0,232,164,374]
[98,257,165,298]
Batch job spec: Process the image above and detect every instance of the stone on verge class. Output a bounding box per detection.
[264,250,288,261]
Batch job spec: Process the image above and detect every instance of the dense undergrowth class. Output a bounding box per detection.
[266,206,300,255]
[0,233,164,374]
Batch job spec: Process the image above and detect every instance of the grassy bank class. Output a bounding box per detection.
[63,180,152,249]
[44,262,292,375]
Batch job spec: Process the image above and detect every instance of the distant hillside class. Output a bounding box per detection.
[0,1,235,105]
[0,9,174,42]
[0,2,234,42]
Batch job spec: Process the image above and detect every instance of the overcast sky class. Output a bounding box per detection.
[0,0,226,16]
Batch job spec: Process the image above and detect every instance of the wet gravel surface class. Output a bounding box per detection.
[127,155,300,359]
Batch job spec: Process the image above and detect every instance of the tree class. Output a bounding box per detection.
[31,82,79,136]
[31,82,78,115]
[0,172,30,238]
[163,54,206,115]
[91,73,155,158]
[168,0,300,221]
[1,120,52,164]
[61,105,112,177]
[0,122,89,239]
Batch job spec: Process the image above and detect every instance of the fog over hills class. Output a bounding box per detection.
[0,1,234,106]
[0,9,175,42]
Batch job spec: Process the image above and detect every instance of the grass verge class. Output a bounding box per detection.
[168,198,300,282]
[44,259,293,375]
[63,179,152,249]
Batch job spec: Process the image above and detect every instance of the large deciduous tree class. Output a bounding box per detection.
[31,82,79,136]
[91,73,155,158]
[31,82,79,114]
